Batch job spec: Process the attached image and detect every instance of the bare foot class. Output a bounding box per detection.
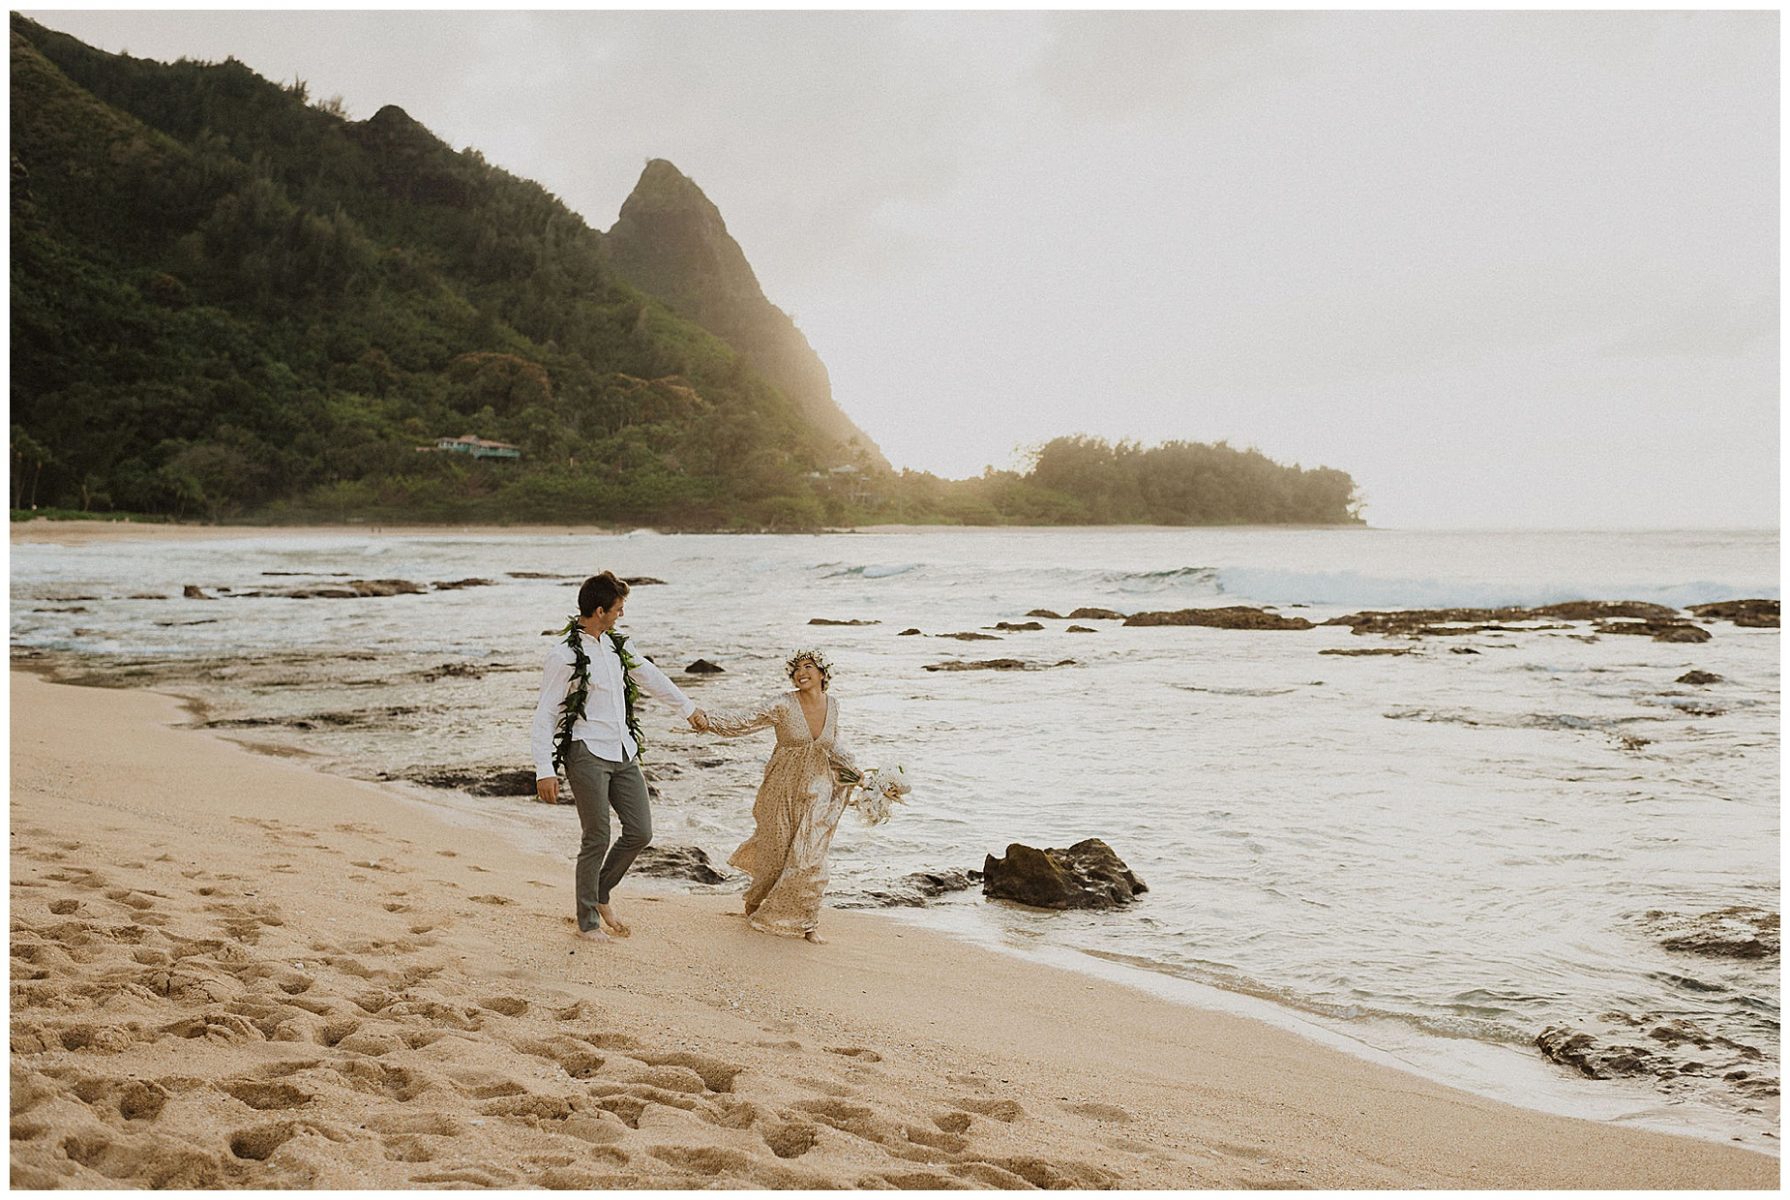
[575,926,612,943]
[804,930,828,944]
[597,902,631,938]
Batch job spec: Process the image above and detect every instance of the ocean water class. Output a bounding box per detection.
[11,525,1780,1149]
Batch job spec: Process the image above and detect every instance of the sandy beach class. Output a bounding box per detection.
[8,671,1778,1189]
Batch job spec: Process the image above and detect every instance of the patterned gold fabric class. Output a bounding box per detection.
[706,692,858,938]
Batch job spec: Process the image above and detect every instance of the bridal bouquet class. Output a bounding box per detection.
[841,762,912,826]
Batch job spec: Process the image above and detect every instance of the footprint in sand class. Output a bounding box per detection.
[953,1096,1025,1122]
[70,1075,172,1121]
[221,1080,314,1111]
[511,1035,606,1079]
[825,1045,882,1063]
[227,1131,322,1167]
[932,1111,973,1134]
[762,1119,819,1158]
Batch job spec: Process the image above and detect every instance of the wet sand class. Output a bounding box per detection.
[9,672,1778,1188]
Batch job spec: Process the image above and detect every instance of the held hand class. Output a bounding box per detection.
[536,777,559,805]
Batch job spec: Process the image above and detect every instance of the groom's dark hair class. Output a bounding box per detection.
[579,571,630,616]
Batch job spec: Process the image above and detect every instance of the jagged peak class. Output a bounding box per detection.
[619,158,724,223]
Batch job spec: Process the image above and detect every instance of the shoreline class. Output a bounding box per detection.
[8,670,1778,1188]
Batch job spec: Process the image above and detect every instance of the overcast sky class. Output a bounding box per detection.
[24,10,1778,528]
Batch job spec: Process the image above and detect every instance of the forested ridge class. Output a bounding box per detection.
[10,16,1362,528]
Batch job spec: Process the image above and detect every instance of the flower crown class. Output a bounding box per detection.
[785,648,834,689]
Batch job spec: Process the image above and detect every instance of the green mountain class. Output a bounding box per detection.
[9,15,1361,528]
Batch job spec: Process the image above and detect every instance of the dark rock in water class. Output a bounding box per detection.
[937,631,1001,641]
[1538,1013,1775,1096]
[1596,620,1711,643]
[245,578,431,600]
[842,868,983,908]
[1449,647,1481,655]
[1687,599,1779,628]
[1328,603,1678,637]
[983,839,1146,910]
[1676,670,1724,686]
[209,704,419,733]
[263,571,353,577]
[925,659,1025,672]
[1125,606,1314,630]
[1027,609,1063,619]
[1066,625,1096,634]
[992,621,1045,632]
[1536,1027,1659,1079]
[433,577,496,590]
[810,617,879,626]
[252,586,358,599]
[419,661,486,681]
[1617,735,1651,751]
[1528,600,1683,622]
[1643,906,1779,959]
[626,576,667,586]
[632,845,728,885]
[897,628,922,637]
[128,593,166,600]
[347,578,428,597]
[924,659,1075,672]
[1320,646,1412,656]
[1067,607,1125,620]
[507,571,578,580]
[398,767,539,797]
[685,659,725,674]
[183,585,214,600]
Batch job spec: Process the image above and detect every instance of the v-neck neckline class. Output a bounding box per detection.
[797,693,829,742]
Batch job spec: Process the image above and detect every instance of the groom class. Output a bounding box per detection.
[530,570,701,942]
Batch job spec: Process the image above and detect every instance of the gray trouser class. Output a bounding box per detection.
[563,741,653,929]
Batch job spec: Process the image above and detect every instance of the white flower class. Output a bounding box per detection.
[850,763,912,826]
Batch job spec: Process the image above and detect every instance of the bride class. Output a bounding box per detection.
[692,649,876,944]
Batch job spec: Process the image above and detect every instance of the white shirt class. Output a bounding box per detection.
[531,629,695,779]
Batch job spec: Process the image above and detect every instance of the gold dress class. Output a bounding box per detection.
[705,691,858,938]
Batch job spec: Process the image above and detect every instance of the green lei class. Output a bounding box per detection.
[552,616,646,771]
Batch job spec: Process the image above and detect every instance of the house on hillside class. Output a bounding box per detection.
[419,434,521,461]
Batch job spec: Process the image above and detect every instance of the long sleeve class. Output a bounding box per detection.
[704,693,785,738]
[627,644,697,718]
[828,732,859,782]
[530,645,574,781]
